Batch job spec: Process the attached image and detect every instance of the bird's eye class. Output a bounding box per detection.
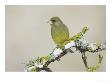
[51,20,56,22]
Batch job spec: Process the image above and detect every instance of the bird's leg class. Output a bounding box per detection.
[57,44,65,50]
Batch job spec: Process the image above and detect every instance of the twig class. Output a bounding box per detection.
[24,27,105,72]
[81,52,88,69]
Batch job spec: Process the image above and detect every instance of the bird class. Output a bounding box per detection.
[49,16,70,49]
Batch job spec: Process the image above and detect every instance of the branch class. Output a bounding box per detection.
[81,52,88,69]
[24,27,105,72]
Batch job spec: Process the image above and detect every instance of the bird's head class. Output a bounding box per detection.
[48,16,63,25]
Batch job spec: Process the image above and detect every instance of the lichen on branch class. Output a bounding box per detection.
[24,27,105,72]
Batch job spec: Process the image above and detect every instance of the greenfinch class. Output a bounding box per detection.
[49,16,69,48]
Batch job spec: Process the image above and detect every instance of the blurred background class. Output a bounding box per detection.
[5,5,106,72]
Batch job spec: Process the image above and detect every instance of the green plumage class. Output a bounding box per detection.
[49,17,69,46]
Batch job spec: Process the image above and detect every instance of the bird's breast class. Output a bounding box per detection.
[51,25,69,44]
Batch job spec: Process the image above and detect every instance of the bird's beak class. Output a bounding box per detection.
[47,20,52,24]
